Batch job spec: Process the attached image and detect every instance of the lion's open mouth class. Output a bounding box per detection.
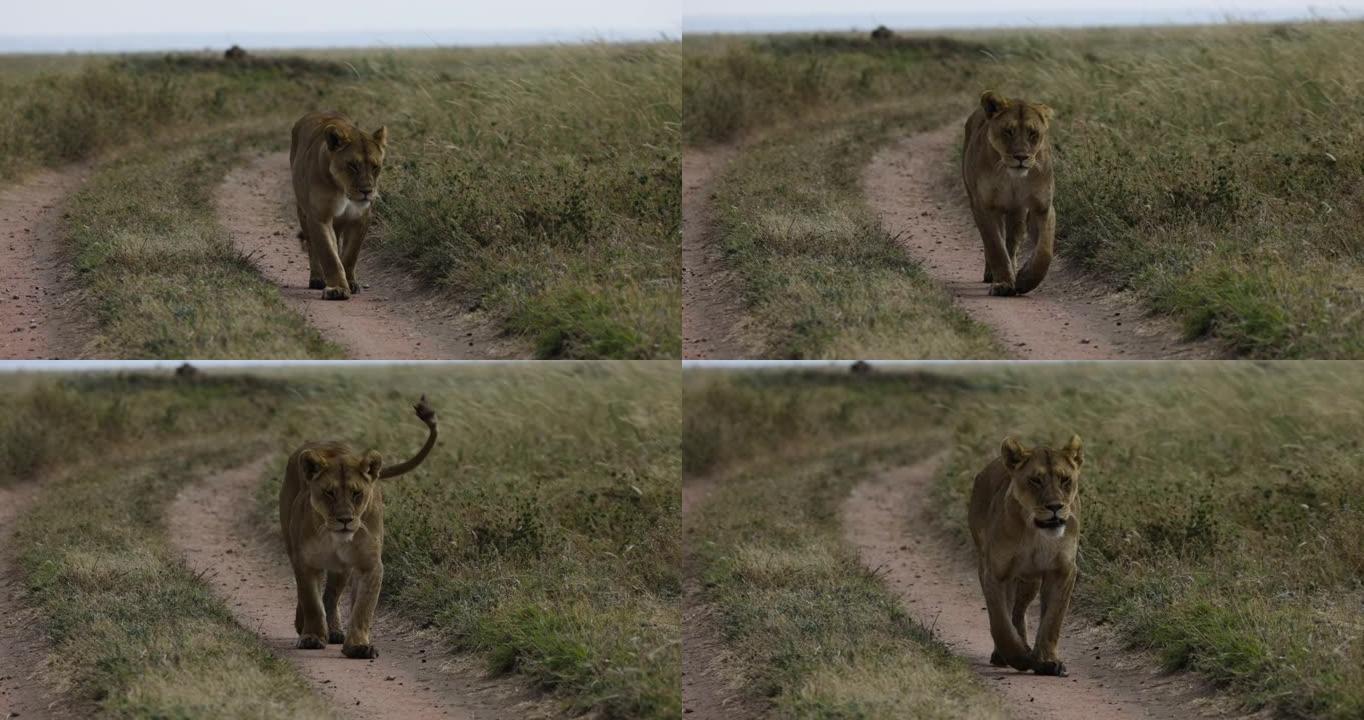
[1034,516,1065,529]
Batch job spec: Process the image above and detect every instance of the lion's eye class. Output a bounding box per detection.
[1029,476,1042,486]
[1002,128,1013,138]
[1028,130,1039,142]
[324,489,335,498]
[352,491,363,503]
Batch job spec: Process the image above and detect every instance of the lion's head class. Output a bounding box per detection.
[323,123,387,204]
[979,91,1053,178]
[299,447,385,540]
[1001,435,1082,537]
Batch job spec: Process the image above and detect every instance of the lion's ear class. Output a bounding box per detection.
[981,91,1009,118]
[371,126,387,148]
[1001,436,1029,470]
[1033,103,1055,125]
[301,450,328,480]
[362,450,383,480]
[1062,434,1083,468]
[324,124,349,151]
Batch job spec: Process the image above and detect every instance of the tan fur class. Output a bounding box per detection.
[279,396,437,659]
[289,111,388,300]
[968,434,1082,676]
[961,91,1056,296]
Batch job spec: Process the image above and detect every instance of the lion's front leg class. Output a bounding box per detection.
[982,572,1033,671]
[338,217,369,295]
[1032,565,1076,676]
[303,218,351,300]
[342,563,383,659]
[323,570,351,645]
[293,566,328,649]
[971,206,1015,295]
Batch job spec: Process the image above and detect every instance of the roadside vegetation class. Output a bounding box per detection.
[684,21,1364,358]
[2,363,680,719]
[683,371,1007,717]
[685,363,1364,719]
[0,43,680,358]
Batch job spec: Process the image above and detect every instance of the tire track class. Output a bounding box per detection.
[682,146,749,359]
[865,125,1218,359]
[168,456,555,720]
[217,152,526,360]
[843,457,1251,720]
[0,165,91,359]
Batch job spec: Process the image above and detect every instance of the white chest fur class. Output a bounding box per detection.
[302,530,357,572]
[331,197,371,223]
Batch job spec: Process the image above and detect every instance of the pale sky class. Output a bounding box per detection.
[5,1,679,44]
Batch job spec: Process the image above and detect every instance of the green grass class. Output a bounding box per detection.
[6,375,331,718]
[1,363,680,719]
[707,106,1004,358]
[64,127,342,358]
[684,363,1364,719]
[683,375,1005,717]
[684,21,1364,358]
[1,44,680,358]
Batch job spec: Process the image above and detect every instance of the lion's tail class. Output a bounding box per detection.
[379,395,439,479]
[1012,232,1053,295]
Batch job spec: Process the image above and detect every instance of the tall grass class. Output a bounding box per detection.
[683,21,1364,357]
[684,363,1364,718]
[1,44,680,358]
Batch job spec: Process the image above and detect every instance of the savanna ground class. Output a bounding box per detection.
[683,20,1364,358]
[0,42,679,358]
[684,362,1364,719]
[0,362,679,719]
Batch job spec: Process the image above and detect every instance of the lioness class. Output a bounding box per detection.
[961,91,1056,296]
[289,111,388,300]
[968,435,1081,676]
[279,396,437,659]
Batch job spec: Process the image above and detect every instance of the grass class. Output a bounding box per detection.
[683,374,1005,717]
[705,106,1004,358]
[1,44,680,358]
[64,126,342,358]
[684,363,1364,719]
[684,21,1364,358]
[6,374,331,718]
[2,363,680,719]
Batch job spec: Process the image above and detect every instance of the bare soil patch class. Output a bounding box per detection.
[865,125,1219,359]
[843,457,1256,719]
[0,166,91,359]
[682,146,750,359]
[168,457,555,720]
[217,152,525,360]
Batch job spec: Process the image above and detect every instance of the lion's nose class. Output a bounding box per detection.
[1045,503,1063,513]
[337,516,354,525]
[1013,154,1029,163]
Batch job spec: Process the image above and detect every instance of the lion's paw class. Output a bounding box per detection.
[342,643,379,659]
[989,282,1018,297]
[328,630,346,645]
[308,278,326,290]
[322,286,352,301]
[989,650,1007,667]
[1033,659,1067,677]
[296,634,326,650]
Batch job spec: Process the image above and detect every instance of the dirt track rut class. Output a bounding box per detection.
[0,166,90,359]
[217,152,524,360]
[682,146,748,359]
[865,125,1215,360]
[168,457,553,720]
[843,457,1249,720]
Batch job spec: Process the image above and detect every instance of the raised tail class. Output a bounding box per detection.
[379,395,439,479]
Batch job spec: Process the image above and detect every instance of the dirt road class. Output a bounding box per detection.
[843,458,1248,720]
[168,457,554,720]
[0,166,90,359]
[865,125,1215,359]
[682,147,749,359]
[217,152,525,360]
